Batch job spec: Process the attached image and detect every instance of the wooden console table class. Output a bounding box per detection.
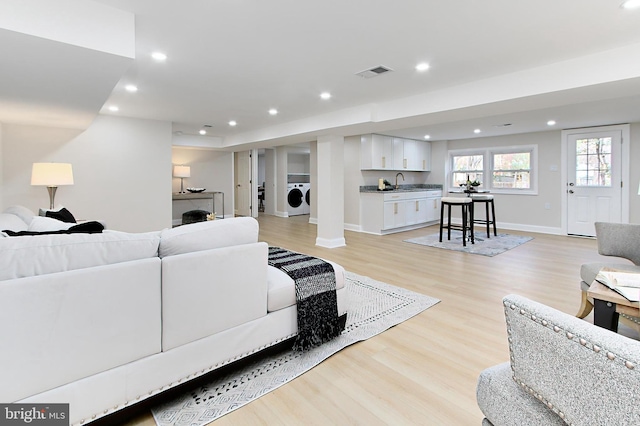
[172,191,224,219]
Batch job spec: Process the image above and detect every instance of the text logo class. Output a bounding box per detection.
[0,404,68,425]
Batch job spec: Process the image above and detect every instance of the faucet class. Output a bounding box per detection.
[395,172,405,190]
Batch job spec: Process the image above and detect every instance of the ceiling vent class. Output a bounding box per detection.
[355,65,393,79]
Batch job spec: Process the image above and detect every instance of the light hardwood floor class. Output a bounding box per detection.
[122,215,615,425]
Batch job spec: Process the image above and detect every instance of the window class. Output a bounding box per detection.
[492,151,531,189]
[451,154,484,188]
[575,137,611,187]
[449,145,537,194]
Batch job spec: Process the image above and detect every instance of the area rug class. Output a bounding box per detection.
[151,272,439,426]
[404,231,532,256]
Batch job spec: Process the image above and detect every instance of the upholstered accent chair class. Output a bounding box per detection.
[577,222,640,326]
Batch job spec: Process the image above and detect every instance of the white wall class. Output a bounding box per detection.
[630,123,640,224]
[0,123,3,212]
[1,115,172,232]
[171,147,234,221]
[445,130,564,231]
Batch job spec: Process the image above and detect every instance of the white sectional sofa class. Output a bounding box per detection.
[0,208,346,425]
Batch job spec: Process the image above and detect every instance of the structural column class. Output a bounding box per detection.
[316,135,346,248]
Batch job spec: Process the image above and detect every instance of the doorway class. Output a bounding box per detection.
[562,125,630,237]
[234,151,252,217]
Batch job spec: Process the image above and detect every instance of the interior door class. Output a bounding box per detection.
[566,130,622,236]
[235,151,252,217]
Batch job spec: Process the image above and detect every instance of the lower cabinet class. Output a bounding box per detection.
[361,190,442,234]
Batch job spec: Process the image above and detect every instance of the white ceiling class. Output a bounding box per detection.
[3,0,640,148]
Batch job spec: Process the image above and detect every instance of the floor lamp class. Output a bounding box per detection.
[31,163,74,209]
[173,165,191,193]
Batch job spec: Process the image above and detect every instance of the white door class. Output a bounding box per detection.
[566,130,622,236]
[235,151,252,217]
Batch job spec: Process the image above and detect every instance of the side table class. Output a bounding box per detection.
[587,280,640,332]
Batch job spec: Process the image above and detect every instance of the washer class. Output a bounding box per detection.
[301,183,311,214]
[287,183,305,216]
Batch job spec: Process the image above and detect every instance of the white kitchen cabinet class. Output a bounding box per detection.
[383,198,407,230]
[425,195,440,222]
[360,190,442,234]
[391,137,431,171]
[361,134,393,170]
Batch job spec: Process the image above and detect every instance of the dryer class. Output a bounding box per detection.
[301,183,311,214]
[287,183,305,216]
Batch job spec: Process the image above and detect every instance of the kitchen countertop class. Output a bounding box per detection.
[359,184,443,193]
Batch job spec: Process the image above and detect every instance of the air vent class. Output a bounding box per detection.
[355,65,394,79]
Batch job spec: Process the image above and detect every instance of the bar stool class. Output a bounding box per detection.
[471,194,497,238]
[439,197,474,246]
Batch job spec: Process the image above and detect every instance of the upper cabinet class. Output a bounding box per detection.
[361,134,394,170]
[361,134,430,171]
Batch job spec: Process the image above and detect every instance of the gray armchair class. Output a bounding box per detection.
[477,294,640,425]
[577,222,640,319]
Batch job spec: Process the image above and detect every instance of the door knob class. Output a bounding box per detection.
[568,183,575,186]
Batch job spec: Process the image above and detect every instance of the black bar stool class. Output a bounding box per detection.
[439,197,474,246]
[470,194,497,238]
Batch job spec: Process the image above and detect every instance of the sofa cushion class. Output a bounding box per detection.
[0,230,160,281]
[267,260,345,312]
[580,262,640,287]
[2,205,35,225]
[159,217,258,258]
[0,213,29,233]
[476,362,565,426]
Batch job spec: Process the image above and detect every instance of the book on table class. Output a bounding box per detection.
[595,267,640,302]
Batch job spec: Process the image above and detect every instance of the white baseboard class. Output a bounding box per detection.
[495,222,563,235]
[315,237,346,248]
[344,223,361,232]
[275,211,289,218]
[308,217,318,225]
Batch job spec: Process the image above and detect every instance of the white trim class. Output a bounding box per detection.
[560,124,630,235]
[496,221,563,236]
[275,210,289,218]
[343,222,360,232]
[447,144,538,195]
[315,237,346,248]
[308,216,318,225]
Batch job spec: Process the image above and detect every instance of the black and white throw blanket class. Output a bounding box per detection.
[268,247,345,351]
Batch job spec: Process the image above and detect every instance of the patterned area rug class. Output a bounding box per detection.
[151,272,439,426]
[404,231,533,256]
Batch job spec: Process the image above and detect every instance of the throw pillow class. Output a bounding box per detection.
[45,207,76,223]
[2,205,35,225]
[28,216,73,232]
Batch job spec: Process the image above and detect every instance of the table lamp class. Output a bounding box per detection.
[31,163,74,209]
[173,165,191,193]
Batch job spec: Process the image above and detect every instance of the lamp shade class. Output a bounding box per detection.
[31,163,74,186]
[173,165,191,178]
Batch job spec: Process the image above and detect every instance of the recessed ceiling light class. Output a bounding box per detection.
[125,84,138,92]
[108,105,119,112]
[229,120,237,126]
[320,92,331,100]
[199,130,207,135]
[151,52,167,61]
[621,0,640,9]
[415,62,430,72]
[424,135,431,140]
[268,108,278,115]
[474,129,481,134]
[547,120,557,126]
